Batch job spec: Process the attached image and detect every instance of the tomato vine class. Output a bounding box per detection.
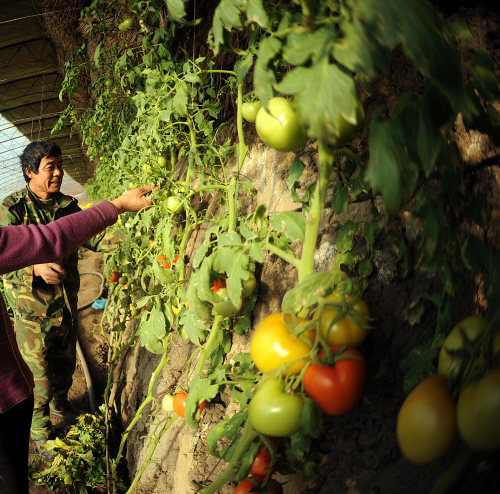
[46,0,500,492]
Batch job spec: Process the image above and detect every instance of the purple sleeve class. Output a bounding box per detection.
[0,201,118,275]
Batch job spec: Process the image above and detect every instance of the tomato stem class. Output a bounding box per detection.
[197,419,256,494]
[298,141,333,282]
[429,446,475,494]
[194,315,223,377]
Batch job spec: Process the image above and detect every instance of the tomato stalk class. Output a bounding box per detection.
[193,314,223,377]
[111,337,171,481]
[429,446,475,494]
[298,141,333,282]
[126,414,178,494]
[197,419,257,494]
[228,83,248,232]
[263,241,301,269]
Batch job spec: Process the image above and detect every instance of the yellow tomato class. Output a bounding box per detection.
[397,375,459,464]
[250,313,311,375]
[315,293,370,347]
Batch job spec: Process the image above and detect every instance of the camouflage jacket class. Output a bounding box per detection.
[0,186,108,325]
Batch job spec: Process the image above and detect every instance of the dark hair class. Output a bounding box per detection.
[20,140,62,182]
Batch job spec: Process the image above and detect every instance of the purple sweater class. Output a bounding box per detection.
[0,201,118,413]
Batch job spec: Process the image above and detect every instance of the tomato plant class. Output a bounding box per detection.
[456,365,500,452]
[255,97,308,152]
[173,391,206,419]
[248,377,304,437]
[438,315,490,381]
[241,101,262,123]
[315,293,370,348]
[397,375,459,464]
[250,313,311,375]
[162,394,175,412]
[303,345,366,415]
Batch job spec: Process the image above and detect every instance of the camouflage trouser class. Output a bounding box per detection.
[14,308,77,440]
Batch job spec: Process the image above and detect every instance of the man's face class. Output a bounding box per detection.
[27,155,64,200]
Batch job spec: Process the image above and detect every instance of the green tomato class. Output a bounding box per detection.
[212,288,241,317]
[248,377,304,437]
[128,183,137,190]
[332,98,365,147]
[157,156,167,168]
[119,275,128,286]
[438,315,490,381]
[241,101,262,123]
[166,196,184,214]
[242,272,257,298]
[456,365,500,452]
[105,78,114,88]
[143,164,152,174]
[119,18,134,30]
[162,394,175,412]
[255,97,308,152]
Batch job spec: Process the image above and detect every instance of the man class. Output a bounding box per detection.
[0,139,116,459]
[0,185,152,493]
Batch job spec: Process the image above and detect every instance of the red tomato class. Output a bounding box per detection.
[109,271,120,283]
[211,280,223,292]
[233,478,283,494]
[174,255,179,263]
[173,391,206,418]
[303,345,366,415]
[249,439,278,479]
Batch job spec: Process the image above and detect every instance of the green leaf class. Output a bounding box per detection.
[286,157,306,189]
[235,52,254,85]
[94,42,101,68]
[254,36,281,105]
[332,184,349,214]
[179,309,208,345]
[137,310,166,354]
[276,57,358,145]
[336,220,360,253]
[166,0,187,23]
[300,397,322,436]
[282,271,345,317]
[206,412,247,458]
[246,0,271,30]
[249,242,264,263]
[185,375,221,429]
[366,106,419,215]
[271,211,305,242]
[358,258,373,278]
[173,81,189,116]
[400,337,439,395]
[283,25,336,66]
[470,52,500,102]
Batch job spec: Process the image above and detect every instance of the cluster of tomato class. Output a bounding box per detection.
[397,315,500,464]
[247,292,370,439]
[241,95,364,153]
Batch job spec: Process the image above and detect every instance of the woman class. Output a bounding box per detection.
[0,186,152,494]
